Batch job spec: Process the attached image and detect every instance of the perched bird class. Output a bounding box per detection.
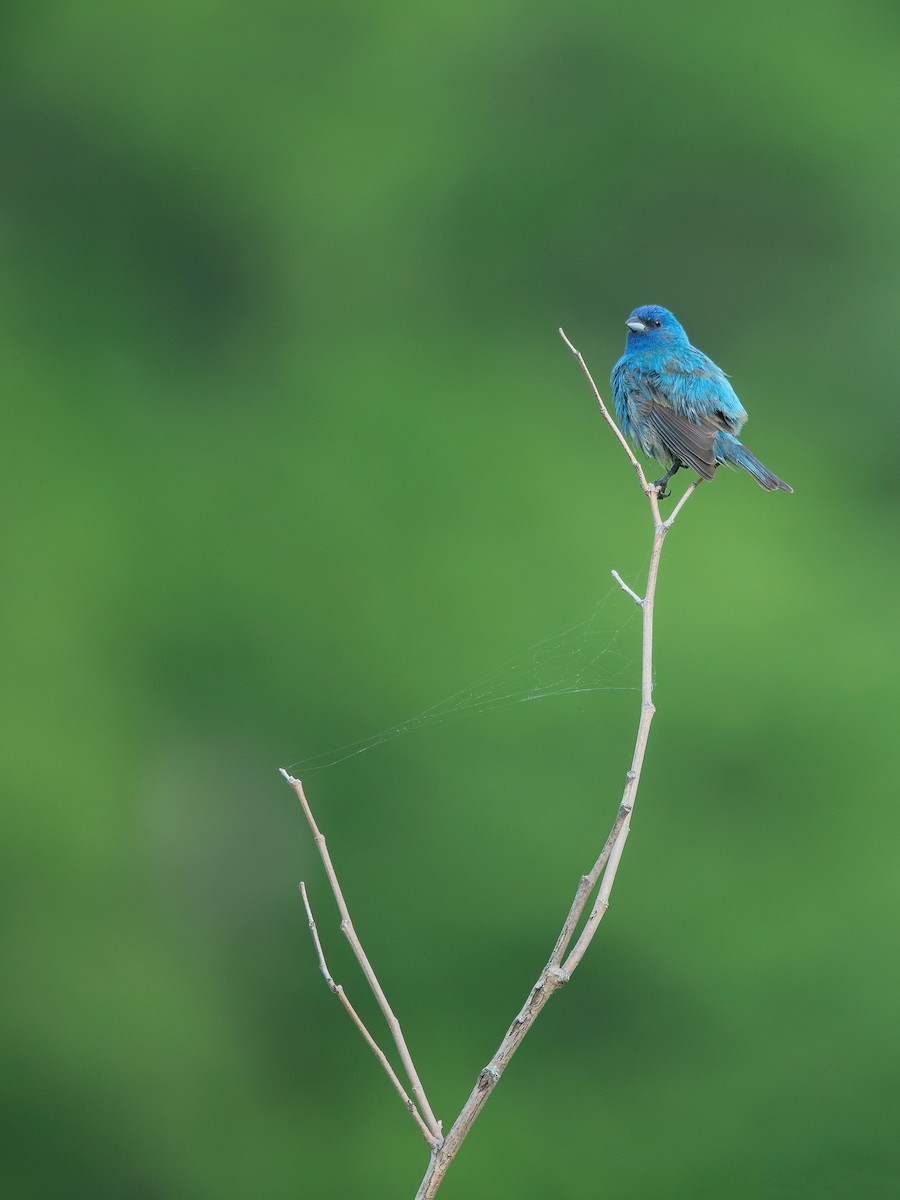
[611,305,792,497]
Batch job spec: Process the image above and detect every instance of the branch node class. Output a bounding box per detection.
[478,1065,501,1090]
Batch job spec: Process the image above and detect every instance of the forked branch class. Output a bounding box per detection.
[283,768,441,1143]
[286,327,699,1198]
[298,881,435,1143]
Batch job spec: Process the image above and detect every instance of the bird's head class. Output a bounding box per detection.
[623,305,688,352]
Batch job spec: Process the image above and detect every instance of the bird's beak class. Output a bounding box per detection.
[625,318,647,333]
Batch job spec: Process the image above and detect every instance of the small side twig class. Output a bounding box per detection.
[299,882,434,1144]
[547,798,631,967]
[665,478,701,526]
[611,569,643,608]
[282,769,441,1143]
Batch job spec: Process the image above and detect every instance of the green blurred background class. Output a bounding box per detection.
[2,2,898,1197]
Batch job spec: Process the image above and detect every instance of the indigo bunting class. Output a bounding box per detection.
[611,305,792,497]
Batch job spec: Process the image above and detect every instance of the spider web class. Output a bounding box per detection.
[289,583,641,774]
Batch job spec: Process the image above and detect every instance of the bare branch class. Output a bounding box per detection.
[562,803,631,975]
[411,338,700,1197]
[665,478,701,527]
[413,964,570,1200]
[291,333,701,1198]
[558,326,652,497]
[611,569,644,607]
[299,882,435,1144]
[282,769,441,1141]
[547,797,631,968]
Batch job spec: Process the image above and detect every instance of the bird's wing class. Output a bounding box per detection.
[660,347,748,434]
[646,400,718,480]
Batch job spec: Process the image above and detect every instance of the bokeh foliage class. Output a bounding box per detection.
[1,2,898,1197]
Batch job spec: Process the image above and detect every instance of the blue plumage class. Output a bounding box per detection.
[611,305,792,496]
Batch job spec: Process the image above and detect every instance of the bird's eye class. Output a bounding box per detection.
[648,318,662,329]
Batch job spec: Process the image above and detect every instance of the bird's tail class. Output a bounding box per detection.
[714,432,793,493]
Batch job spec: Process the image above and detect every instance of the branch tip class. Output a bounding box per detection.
[560,326,654,493]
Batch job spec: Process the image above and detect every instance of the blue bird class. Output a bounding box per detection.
[611,305,792,497]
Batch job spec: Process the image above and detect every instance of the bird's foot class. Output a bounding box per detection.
[652,462,681,501]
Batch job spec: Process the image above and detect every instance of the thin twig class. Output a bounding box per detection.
[611,569,643,607]
[411,332,698,1198]
[299,882,434,1144]
[665,478,701,526]
[547,799,631,968]
[282,769,442,1141]
[558,326,654,500]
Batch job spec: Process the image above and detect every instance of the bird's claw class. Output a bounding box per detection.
[653,479,671,501]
